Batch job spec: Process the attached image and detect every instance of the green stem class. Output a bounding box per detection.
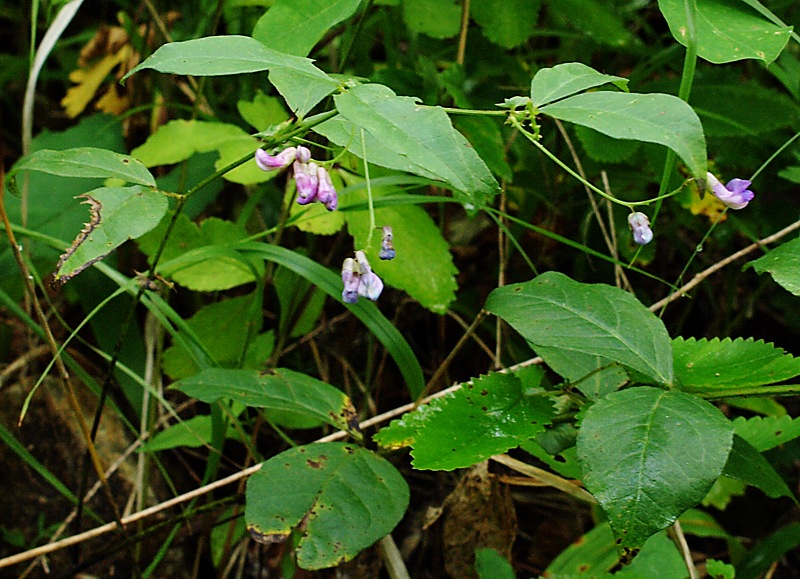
[361,128,377,250]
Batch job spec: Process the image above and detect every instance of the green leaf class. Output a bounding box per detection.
[401,0,461,39]
[237,243,425,398]
[547,0,638,48]
[703,476,747,511]
[274,265,326,338]
[674,337,800,394]
[471,0,541,49]
[237,91,291,131]
[658,0,791,64]
[161,294,269,380]
[9,147,156,191]
[341,175,458,314]
[691,83,799,137]
[577,387,733,550]
[706,559,736,579]
[734,415,800,452]
[475,548,515,579]
[574,125,640,164]
[175,368,359,436]
[544,522,619,576]
[723,435,797,503]
[531,62,629,107]
[317,83,500,206]
[246,442,409,569]
[383,369,554,471]
[252,0,362,57]
[139,215,264,291]
[736,523,800,579]
[131,119,270,185]
[485,271,674,387]
[748,237,800,296]
[452,116,513,182]
[124,35,338,117]
[541,92,707,179]
[141,415,218,452]
[54,186,168,283]
[615,531,686,578]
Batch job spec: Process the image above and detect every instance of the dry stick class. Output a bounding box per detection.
[456,0,470,66]
[648,215,800,313]
[670,520,698,579]
[8,217,800,569]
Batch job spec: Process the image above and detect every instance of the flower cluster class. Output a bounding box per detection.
[255,145,337,211]
[379,226,395,260]
[341,251,384,304]
[627,212,653,245]
[706,172,754,210]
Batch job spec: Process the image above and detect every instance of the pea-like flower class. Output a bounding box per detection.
[706,172,754,210]
[379,226,395,260]
[341,258,360,304]
[627,211,653,245]
[293,161,319,205]
[255,147,297,171]
[316,166,338,211]
[355,250,383,301]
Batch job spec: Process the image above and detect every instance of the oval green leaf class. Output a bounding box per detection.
[246,442,409,569]
[9,147,156,190]
[540,91,707,179]
[658,0,791,64]
[174,367,359,436]
[577,387,733,549]
[531,62,628,107]
[485,271,674,387]
[748,236,800,296]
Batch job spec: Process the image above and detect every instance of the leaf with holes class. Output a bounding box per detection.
[246,443,409,570]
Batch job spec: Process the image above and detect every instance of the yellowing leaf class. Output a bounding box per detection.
[95,83,130,115]
[61,45,132,118]
[682,182,727,222]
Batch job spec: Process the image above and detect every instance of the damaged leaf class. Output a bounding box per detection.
[54,185,168,283]
[246,443,409,570]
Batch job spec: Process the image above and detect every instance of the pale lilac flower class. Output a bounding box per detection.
[295,145,311,164]
[379,226,395,260]
[628,212,653,245]
[293,161,319,204]
[355,250,383,301]
[341,258,360,304]
[705,172,754,210]
[255,147,297,171]
[316,166,338,211]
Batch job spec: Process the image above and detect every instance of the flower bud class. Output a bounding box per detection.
[379,226,395,260]
[295,145,312,164]
[341,257,360,304]
[293,161,319,204]
[355,250,383,301]
[255,147,297,171]
[316,166,338,211]
[628,212,653,245]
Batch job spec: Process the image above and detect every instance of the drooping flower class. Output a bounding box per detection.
[705,172,754,210]
[355,250,384,301]
[293,161,319,204]
[316,166,338,211]
[255,147,297,171]
[341,257,360,304]
[379,226,395,260]
[627,211,653,245]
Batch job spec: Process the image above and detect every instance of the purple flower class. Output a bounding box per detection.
[255,147,297,171]
[316,166,338,211]
[295,145,311,164]
[355,250,383,301]
[706,172,754,210]
[293,161,319,204]
[628,212,653,245]
[379,226,395,260]
[341,258,360,304]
